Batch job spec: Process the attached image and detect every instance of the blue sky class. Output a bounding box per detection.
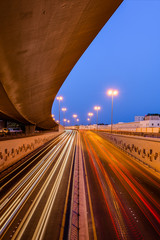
[52,0,160,125]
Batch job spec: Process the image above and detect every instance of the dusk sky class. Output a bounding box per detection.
[52,0,160,126]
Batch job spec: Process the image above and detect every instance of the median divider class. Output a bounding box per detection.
[68,132,89,240]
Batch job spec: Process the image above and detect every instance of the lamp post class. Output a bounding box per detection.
[87,118,90,129]
[107,89,118,133]
[62,107,67,126]
[63,118,67,127]
[76,118,79,126]
[94,106,101,131]
[67,120,70,125]
[73,114,77,125]
[56,96,63,124]
[88,112,93,125]
[51,114,55,120]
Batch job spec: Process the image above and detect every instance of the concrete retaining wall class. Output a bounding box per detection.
[0,131,64,171]
[98,132,160,172]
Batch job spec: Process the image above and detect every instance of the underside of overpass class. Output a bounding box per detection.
[0,0,123,130]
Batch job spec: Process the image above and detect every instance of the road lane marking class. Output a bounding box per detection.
[32,135,75,240]
[0,132,71,237]
[11,133,75,240]
[0,132,67,203]
[59,133,76,240]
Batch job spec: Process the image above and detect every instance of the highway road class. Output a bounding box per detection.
[81,130,160,240]
[1,129,160,240]
[0,130,76,240]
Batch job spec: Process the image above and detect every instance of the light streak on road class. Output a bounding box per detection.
[1,129,160,239]
[0,133,70,233]
[32,136,74,240]
[83,134,129,239]
[81,130,160,239]
[0,132,66,191]
[0,130,76,239]
[0,133,67,209]
[91,134,160,229]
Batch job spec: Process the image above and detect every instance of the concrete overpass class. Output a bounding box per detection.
[0,0,123,131]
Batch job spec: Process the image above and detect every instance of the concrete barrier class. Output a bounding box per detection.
[0,131,64,171]
[98,132,160,173]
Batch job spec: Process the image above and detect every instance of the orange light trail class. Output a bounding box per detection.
[82,131,145,239]
[82,133,121,240]
[85,131,160,236]
[93,138,160,220]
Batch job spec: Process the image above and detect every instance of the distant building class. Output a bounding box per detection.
[135,116,144,122]
[80,113,160,133]
[140,120,160,128]
[144,113,160,121]
[112,121,141,131]
[97,119,160,132]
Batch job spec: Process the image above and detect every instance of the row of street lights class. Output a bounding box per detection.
[87,107,100,130]
[54,89,118,131]
[61,107,67,126]
[56,96,63,123]
[87,89,118,132]
[55,96,79,126]
[73,114,79,125]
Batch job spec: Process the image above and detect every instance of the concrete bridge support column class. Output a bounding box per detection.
[54,124,59,131]
[25,124,36,134]
[0,120,7,128]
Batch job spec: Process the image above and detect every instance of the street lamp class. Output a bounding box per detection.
[88,112,93,125]
[67,120,70,125]
[107,89,118,133]
[51,114,55,120]
[87,118,90,129]
[63,118,67,127]
[73,114,77,125]
[56,96,63,124]
[94,106,101,131]
[77,118,79,126]
[62,107,67,126]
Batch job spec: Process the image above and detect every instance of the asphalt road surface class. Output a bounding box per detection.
[81,130,160,240]
[0,130,76,240]
[1,130,160,240]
